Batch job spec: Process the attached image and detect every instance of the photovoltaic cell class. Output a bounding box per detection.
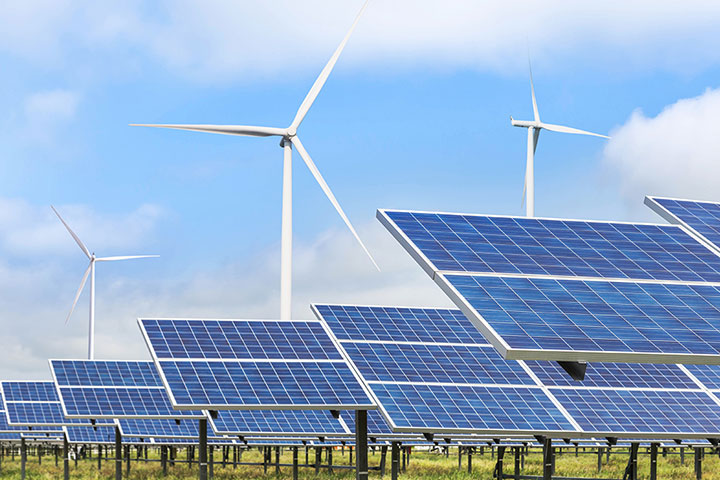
[341,342,535,385]
[142,319,342,360]
[210,410,348,436]
[159,360,372,409]
[52,360,162,387]
[446,274,720,361]
[50,360,203,419]
[379,210,720,282]
[312,305,486,344]
[525,361,698,389]
[140,318,375,410]
[552,389,720,435]
[372,383,574,433]
[646,197,720,252]
[683,364,720,390]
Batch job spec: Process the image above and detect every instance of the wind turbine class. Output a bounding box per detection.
[510,61,610,217]
[52,206,158,360]
[131,0,378,321]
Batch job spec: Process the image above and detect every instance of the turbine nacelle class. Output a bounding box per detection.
[510,117,541,129]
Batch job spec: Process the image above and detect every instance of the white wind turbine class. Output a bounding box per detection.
[131,0,378,321]
[510,61,610,217]
[52,206,158,360]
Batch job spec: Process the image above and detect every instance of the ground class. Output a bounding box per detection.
[0,445,718,479]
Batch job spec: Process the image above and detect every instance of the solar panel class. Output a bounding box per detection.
[1,381,113,427]
[315,304,720,438]
[50,360,204,419]
[552,389,720,435]
[646,196,720,253]
[379,209,720,282]
[117,418,225,440]
[443,274,720,363]
[210,409,349,436]
[139,318,375,410]
[63,426,146,444]
[379,209,720,364]
[0,392,62,434]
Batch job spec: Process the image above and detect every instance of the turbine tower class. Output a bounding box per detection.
[131,0,378,321]
[510,61,610,217]
[52,206,158,359]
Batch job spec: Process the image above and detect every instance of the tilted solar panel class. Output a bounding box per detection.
[379,210,720,282]
[379,208,720,364]
[210,409,349,436]
[139,318,375,411]
[49,360,204,419]
[646,196,720,253]
[117,418,228,439]
[1,381,113,427]
[315,304,720,439]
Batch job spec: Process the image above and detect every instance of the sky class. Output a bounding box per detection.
[2,0,720,378]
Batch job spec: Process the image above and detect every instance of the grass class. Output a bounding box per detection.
[0,445,718,479]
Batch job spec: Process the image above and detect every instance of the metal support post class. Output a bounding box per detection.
[391,442,400,480]
[355,409,368,480]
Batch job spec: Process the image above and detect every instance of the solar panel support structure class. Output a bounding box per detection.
[391,442,399,480]
[199,418,208,480]
[355,410,368,480]
[623,443,639,480]
[542,438,552,480]
[63,433,69,480]
[650,443,658,480]
[694,448,702,480]
[293,446,299,480]
[558,361,587,381]
[20,437,25,480]
[115,425,122,480]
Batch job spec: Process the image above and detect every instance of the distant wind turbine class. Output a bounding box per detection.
[131,0,378,321]
[510,60,610,217]
[52,206,158,359]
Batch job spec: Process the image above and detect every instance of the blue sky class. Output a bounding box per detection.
[2,0,720,377]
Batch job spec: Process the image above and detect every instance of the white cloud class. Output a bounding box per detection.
[3,1,720,81]
[602,87,720,203]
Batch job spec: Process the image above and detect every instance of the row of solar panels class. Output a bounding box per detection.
[5,195,720,445]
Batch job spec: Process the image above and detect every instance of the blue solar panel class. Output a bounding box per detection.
[59,387,197,419]
[50,360,204,419]
[646,197,720,251]
[2,382,58,402]
[372,383,575,433]
[52,360,162,387]
[552,389,720,435]
[341,342,535,385]
[211,410,348,436]
[159,360,373,409]
[380,210,720,282]
[118,418,214,439]
[140,318,375,410]
[446,274,720,360]
[339,410,395,436]
[6,403,88,426]
[64,426,116,444]
[312,305,487,344]
[142,319,342,360]
[683,364,720,390]
[525,361,698,389]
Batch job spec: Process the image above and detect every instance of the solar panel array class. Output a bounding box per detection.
[140,318,376,410]
[646,196,720,253]
[50,360,204,419]
[314,304,720,438]
[378,209,720,364]
[1,381,113,427]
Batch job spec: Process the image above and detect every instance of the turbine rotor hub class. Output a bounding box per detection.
[286,127,297,137]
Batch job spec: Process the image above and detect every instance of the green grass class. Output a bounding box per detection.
[0,445,718,479]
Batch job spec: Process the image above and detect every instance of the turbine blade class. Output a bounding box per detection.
[95,255,159,262]
[129,124,285,137]
[540,122,609,138]
[291,136,380,271]
[66,264,91,324]
[290,0,370,130]
[529,58,540,123]
[51,206,91,259]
